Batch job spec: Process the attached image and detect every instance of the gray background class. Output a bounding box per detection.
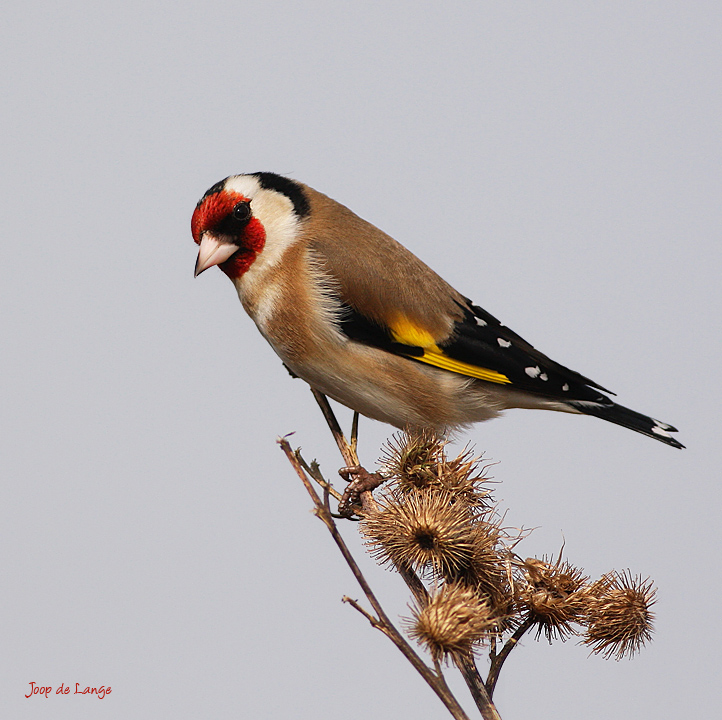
[2,1,719,718]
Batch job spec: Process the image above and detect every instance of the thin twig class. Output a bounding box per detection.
[295,450,343,501]
[486,617,534,697]
[456,653,502,720]
[342,595,382,628]
[279,438,470,720]
[397,563,430,606]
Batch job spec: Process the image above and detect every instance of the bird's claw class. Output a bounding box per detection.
[338,465,385,517]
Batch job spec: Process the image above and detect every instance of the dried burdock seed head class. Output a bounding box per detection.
[361,490,476,575]
[435,445,495,510]
[516,556,590,641]
[380,431,494,509]
[445,522,514,623]
[582,571,656,660]
[407,582,495,662]
[379,429,444,491]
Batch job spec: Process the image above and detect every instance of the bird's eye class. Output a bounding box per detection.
[232,202,252,222]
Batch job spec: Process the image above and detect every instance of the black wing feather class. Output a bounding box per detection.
[335,298,684,448]
[438,300,614,402]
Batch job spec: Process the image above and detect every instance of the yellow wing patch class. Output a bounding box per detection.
[388,315,511,385]
[388,315,438,348]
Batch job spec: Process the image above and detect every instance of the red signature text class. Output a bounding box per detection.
[25,682,111,699]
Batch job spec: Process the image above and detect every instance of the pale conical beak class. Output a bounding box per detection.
[194,234,240,277]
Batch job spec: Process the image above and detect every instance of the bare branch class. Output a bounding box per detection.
[295,449,343,501]
[456,653,503,720]
[342,595,382,628]
[486,617,534,697]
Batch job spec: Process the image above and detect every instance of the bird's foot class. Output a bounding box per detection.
[338,465,385,517]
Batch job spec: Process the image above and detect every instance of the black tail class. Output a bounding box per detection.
[567,400,684,449]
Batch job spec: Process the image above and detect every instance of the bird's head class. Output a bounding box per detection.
[192,172,310,279]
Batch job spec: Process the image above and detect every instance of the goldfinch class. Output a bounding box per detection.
[192,172,683,449]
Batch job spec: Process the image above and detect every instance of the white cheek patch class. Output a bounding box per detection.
[225,175,304,283]
[250,190,301,263]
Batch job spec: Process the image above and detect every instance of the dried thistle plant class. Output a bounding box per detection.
[516,556,590,641]
[582,571,656,660]
[408,583,496,663]
[282,402,660,720]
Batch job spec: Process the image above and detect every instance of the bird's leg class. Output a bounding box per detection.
[337,465,386,517]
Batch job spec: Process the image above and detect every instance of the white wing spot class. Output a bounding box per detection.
[539,373,548,381]
[525,366,541,378]
[652,425,672,438]
[475,317,488,326]
[497,338,512,348]
[562,383,570,392]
